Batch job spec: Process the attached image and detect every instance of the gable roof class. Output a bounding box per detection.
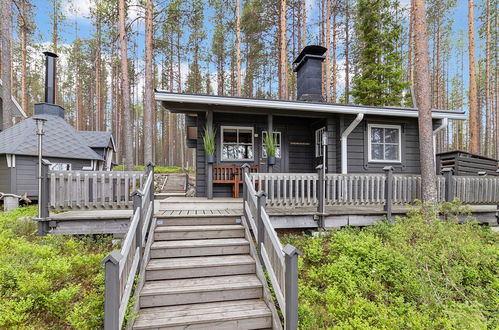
[155,91,467,120]
[0,114,103,160]
[79,131,116,151]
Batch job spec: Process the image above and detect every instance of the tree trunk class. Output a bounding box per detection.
[344,0,349,103]
[118,0,134,170]
[407,0,414,86]
[301,0,307,47]
[413,0,437,204]
[143,0,154,164]
[468,0,479,153]
[331,0,337,103]
[95,18,103,131]
[324,0,331,102]
[1,0,12,130]
[20,0,28,115]
[235,0,242,96]
[279,0,288,100]
[485,0,491,156]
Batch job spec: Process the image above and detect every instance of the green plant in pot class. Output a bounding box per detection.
[203,126,216,163]
[264,132,277,166]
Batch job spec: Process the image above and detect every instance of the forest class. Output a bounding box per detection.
[0,0,498,168]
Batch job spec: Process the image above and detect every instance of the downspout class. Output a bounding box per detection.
[432,117,448,164]
[341,113,364,174]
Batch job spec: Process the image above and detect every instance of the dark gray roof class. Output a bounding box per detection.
[0,114,103,160]
[79,130,115,149]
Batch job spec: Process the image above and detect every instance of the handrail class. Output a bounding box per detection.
[243,169,300,330]
[101,163,155,330]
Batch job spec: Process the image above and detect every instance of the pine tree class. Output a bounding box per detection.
[185,0,206,94]
[351,0,408,107]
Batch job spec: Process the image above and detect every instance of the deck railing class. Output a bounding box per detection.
[250,168,498,211]
[101,163,155,330]
[243,168,300,330]
[46,169,145,210]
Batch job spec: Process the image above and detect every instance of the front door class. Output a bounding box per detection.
[258,126,288,173]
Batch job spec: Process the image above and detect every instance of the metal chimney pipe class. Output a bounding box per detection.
[43,51,58,104]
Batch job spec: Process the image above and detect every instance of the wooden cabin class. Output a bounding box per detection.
[156,46,466,198]
[0,52,116,201]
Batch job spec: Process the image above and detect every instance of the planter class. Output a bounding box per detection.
[206,154,215,164]
[267,156,276,166]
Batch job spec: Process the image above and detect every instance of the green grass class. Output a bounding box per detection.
[113,165,194,173]
[282,202,499,329]
[0,206,112,329]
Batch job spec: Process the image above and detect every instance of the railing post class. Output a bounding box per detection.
[283,244,301,330]
[256,190,266,266]
[101,250,122,330]
[441,168,454,202]
[242,164,250,202]
[38,159,50,236]
[132,190,143,270]
[315,164,325,229]
[383,166,394,221]
[146,162,155,214]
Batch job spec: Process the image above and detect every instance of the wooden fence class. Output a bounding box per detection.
[250,170,498,208]
[243,169,300,330]
[101,164,155,330]
[47,170,145,210]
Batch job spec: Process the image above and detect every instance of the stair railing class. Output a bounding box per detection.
[242,165,300,330]
[101,163,155,330]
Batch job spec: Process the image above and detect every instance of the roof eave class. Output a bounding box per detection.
[155,92,467,121]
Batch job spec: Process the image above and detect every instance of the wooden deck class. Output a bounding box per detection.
[43,197,498,235]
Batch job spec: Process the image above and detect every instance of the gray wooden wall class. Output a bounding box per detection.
[194,112,425,197]
[1,155,92,200]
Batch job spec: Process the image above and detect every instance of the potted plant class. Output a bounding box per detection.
[203,126,216,164]
[264,132,277,166]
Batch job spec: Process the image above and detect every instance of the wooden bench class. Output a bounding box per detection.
[213,165,259,198]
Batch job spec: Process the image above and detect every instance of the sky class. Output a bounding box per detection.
[28,0,482,107]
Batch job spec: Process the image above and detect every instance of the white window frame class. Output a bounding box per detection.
[315,127,326,157]
[49,163,72,171]
[367,124,402,163]
[220,126,255,161]
[261,131,281,158]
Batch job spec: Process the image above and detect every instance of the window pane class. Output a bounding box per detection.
[223,129,237,143]
[385,144,399,160]
[371,143,383,160]
[239,130,252,143]
[275,147,281,158]
[385,128,399,143]
[371,127,384,143]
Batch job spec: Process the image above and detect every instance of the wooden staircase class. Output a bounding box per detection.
[133,215,274,329]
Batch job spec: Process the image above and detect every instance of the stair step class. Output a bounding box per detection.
[156,216,240,226]
[154,225,245,241]
[133,299,271,329]
[150,238,250,258]
[140,275,263,308]
[146,255,255,280]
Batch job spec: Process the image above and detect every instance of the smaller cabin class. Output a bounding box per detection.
[0,52,116,201]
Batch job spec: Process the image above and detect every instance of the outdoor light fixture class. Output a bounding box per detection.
[34,117,47,219]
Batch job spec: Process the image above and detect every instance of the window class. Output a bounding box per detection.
[368,124,402,162]
[221,126,254,161]
[315,127,326,157]
[262,131,281,158]
[49,163,72,171]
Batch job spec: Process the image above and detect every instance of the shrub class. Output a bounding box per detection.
[202,126,216,156]
[0,206,112,328]
[282,203,499,329]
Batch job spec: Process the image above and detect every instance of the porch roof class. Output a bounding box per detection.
[155,91,467,120]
